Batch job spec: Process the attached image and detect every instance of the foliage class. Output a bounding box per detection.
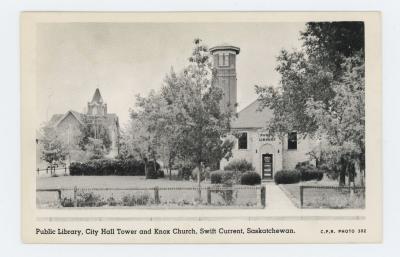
[69,158,160,176]
[122,194,153,206]
[77,192,107,207]
[145,161,162,179]
[125,38,235,184]
[177,162,196,180]
[240,171,261,185]
[274,170,301,184]
[210,170,240,185]
[224,159,255,172]
[255,22,365,185]
[295,161,324,181]
[39,126,68,165]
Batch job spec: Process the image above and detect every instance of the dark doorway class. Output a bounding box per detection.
[262,154,273,179]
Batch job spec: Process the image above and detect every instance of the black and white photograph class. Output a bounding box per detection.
[35,20,366,210]
[19,12,382,244]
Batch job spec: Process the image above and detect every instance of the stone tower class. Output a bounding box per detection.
[87,88,107,116]
[210,44,240,113]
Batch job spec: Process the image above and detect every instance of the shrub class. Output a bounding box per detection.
[210,170,239,185]
[69,158,161,177]
[177,163,195,180]
[295,161,324,181]
[122,193,153,206]
[145,161,161,179]
[77,192,107,207]
[274,170,301,184]
[240,171,261,185]
[224,159,255,172]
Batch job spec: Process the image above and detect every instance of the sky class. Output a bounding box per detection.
[36,22,305,128]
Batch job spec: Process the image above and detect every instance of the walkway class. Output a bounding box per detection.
[264,182,297,210]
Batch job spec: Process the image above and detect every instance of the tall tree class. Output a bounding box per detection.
[255,22,365,185]
[125,39,235,197]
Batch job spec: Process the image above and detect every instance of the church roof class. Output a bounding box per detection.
[53,110,85,127]
[231,100,274,129]
[91,88,104,103]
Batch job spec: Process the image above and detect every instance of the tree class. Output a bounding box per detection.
[40,126,68,166]
[255,22,365,185]
[306,53,365,185]
[255,22,364,136]
[78,117,112,160]
[125,38,235,198]
[165,39,235,197]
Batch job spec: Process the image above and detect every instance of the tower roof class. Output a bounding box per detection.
[209,44,240,54]
[91,88,104,103]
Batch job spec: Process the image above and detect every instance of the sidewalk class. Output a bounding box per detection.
[264,182,297,210]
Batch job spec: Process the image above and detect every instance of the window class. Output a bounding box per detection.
[224,54,229,66]
[219,53,229,67]
[288,132,297,150]
[238,132,248,150]
[219,54,224,66]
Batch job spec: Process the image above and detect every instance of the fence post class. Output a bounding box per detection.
[154,187,160,204]
[207,187,211,205]
[73,186,78,207]
[300,186,304,208]
[256,186,261,207]
[57,190,62,205]
[261,185,266,208]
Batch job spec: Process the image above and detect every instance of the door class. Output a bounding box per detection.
[262,154,273,179]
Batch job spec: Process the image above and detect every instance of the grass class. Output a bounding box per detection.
[279,178,365,209]
[36,176,259,208]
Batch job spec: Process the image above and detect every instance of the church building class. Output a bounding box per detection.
[47,88,120,159]
[210,44,317,179]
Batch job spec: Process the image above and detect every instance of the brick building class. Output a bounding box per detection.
[210,44,318,179]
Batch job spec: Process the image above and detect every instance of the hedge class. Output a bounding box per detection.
[274,170,301,184]
[240,171,261,185]
[69,159,160,177]
[295,162,324,181]
[224,159,255,172]
[210,170,239,185]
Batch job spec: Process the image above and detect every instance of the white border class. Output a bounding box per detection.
[1,0,399,256]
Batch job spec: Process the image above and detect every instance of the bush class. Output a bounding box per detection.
[224,159,255,172]
[240,171,261,185]
[295,161,324,181]
[274,170,301,184]
[210,170,239,185]
[69,158,161,177]
[177,163,195,180]
[145,161,161,179]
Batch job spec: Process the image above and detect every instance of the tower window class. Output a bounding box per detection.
[219,53,229,67]
[288,132,297,150]
[238,132,248,150]
[224,54,229,66]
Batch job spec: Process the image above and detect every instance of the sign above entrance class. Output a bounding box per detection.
[258,131,275,142]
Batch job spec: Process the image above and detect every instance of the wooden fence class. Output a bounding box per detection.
[300,185,366,208]
[37,185,266,208]
[36,166,69,176]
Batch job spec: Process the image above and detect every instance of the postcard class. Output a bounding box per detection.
[21,11,381,243]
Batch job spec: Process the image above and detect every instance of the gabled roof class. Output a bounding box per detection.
[91,88,104,103]
[231,100,274,129]
[53,110,84,127]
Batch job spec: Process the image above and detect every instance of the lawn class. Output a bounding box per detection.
[36,176,259,208]
[279,178,365,209]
